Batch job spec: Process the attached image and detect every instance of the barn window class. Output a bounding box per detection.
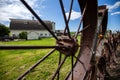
[40,34,43,36]
[45,34,47,36]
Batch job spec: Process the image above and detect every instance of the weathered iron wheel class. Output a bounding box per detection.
[0,0,108,80]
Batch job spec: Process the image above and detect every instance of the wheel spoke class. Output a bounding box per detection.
[71,55,74,80]
[79,24,90,33]
[20,0,58,41]
[59,0,71,38]
[64,0,74,35]
[0,45,66,50]
[17,49,56,80]
[57,53,62,80]
[51,55,67,80]
[65,55,86,80]
[73,56,86,71]
[74,3,87,38]
[64,56,75,80]
[67,0,74,23]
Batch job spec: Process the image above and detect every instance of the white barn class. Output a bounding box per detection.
[10,19,55,40]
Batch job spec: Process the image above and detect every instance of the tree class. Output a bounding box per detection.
[0,23,10,37]
[19,32,27,40]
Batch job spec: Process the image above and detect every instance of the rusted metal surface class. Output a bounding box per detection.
[104,31,118,68]
[56,35,79,56]
[95,6,108,76]
[98,5,108,35]
[66,0,98,79]
[66,2,108,80]
[0,45,66,50]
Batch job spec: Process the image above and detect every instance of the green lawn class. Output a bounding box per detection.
[0,38,55,46]
[0,38,73,80]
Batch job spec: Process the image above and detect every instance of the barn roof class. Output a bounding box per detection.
[10,19,55,30]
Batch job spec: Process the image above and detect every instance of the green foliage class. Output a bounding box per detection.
[19,32,27,40]
[0,23,10,37]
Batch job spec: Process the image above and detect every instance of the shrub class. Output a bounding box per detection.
[19,32,27,40]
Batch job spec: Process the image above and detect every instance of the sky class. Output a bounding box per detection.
[0,0,120,31]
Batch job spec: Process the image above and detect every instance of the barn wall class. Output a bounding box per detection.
[10,30,52,40]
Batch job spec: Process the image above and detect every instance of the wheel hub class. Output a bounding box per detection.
[56,35,79,56]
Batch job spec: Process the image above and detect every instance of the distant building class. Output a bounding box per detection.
[10,19,55,40]
[55,30,64,36]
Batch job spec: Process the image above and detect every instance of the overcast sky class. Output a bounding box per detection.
[0,0,120,31]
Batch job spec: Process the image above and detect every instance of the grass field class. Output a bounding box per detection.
[0,38,72,80]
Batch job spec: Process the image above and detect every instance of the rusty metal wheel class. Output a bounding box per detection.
[0,0,108,80]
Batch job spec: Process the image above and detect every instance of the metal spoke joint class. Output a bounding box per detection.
[56,35,79,56]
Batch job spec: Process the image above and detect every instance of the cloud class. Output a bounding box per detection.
[107,1,120,12]
[111,11,120,15]
[65,10,81,20]
[0,0,45,25]
[0,1,30,21]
